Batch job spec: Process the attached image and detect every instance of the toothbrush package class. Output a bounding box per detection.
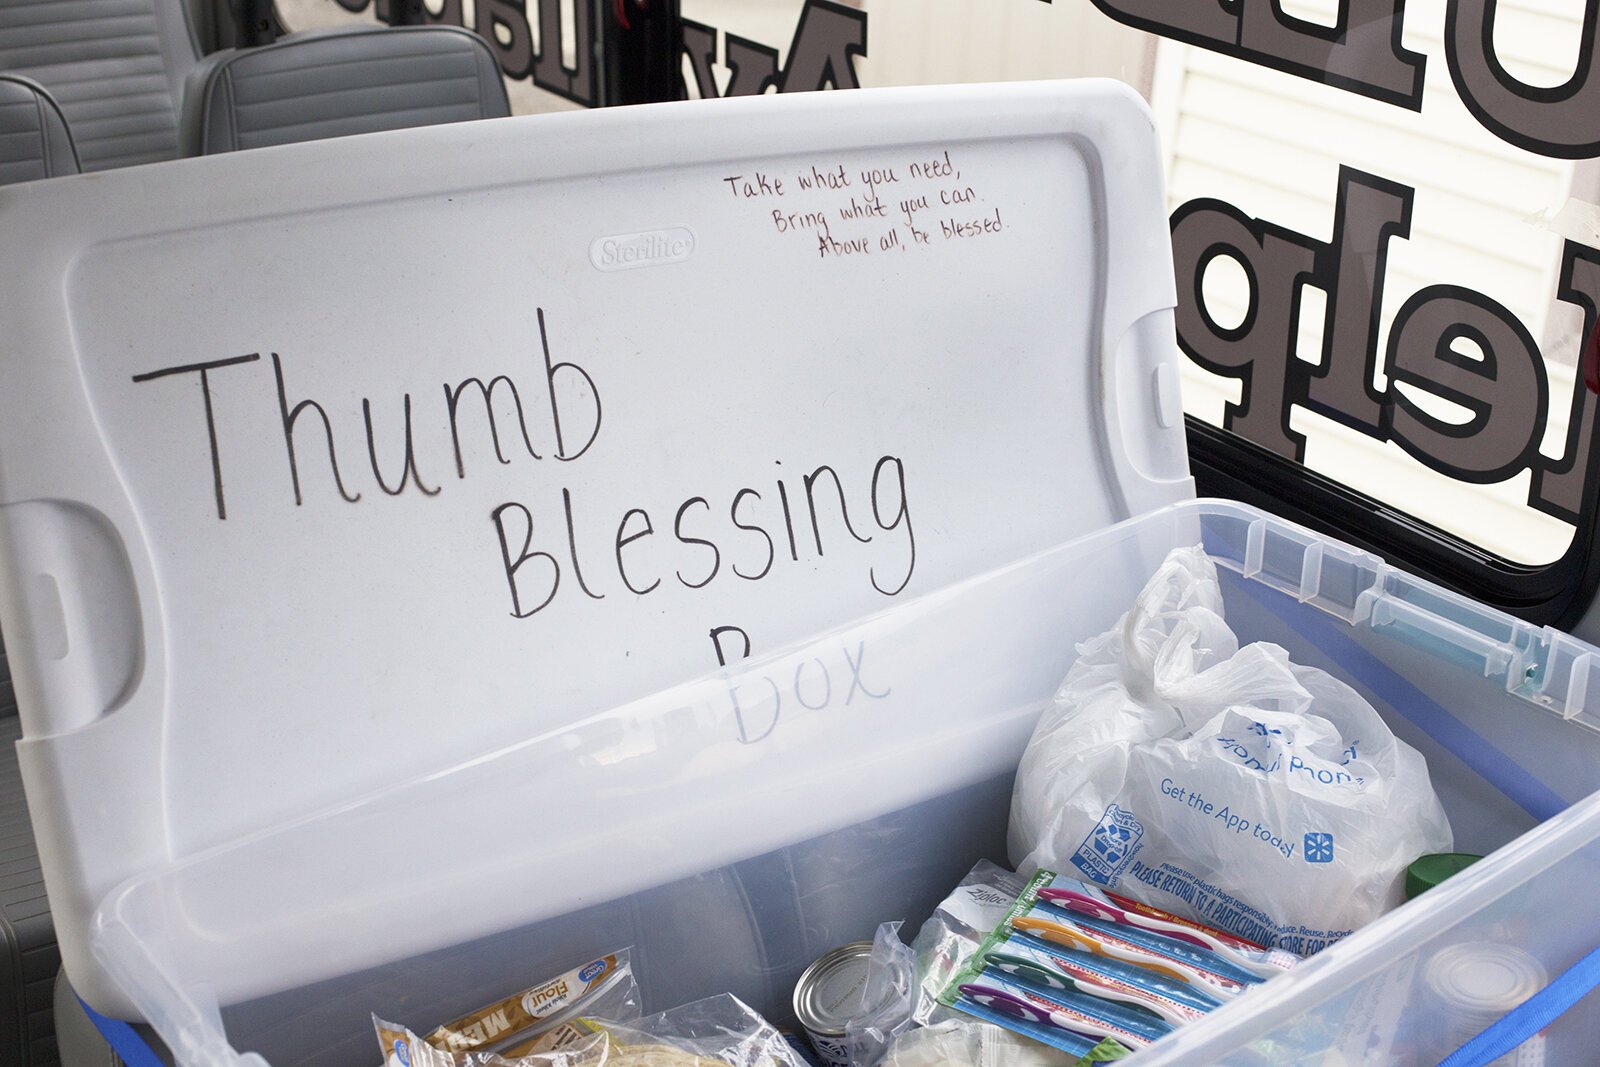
[940,868,1299,1060]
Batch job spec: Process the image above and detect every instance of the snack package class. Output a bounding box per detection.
[377,992,806,1067]
[1009,545,1452,954]
[373,1022,604,1067]
[375,950,639,1065]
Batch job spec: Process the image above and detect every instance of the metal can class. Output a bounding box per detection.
[793,942,879,1067]
[1424,942,1548,1067]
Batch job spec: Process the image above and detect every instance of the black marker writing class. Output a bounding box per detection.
[130,352,261,520]
[803,464,874,554]
[564,487,605,601]
[675,497,720,590]
[274,353,361,506]
[363,394,440,497]
[489,453,916,619]
[870,455,914,596]
[538,307,603,462]
[615,507,660,596]
[444,374,542,477]
[491,501,559,618]
[710,625,752,666]
[731,488,775,580]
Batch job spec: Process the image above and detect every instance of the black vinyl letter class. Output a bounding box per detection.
[1171,200,1321,461]
[774,1,865,92]
[1304,169,1414,435]
[1447,0,1600,158]
[1530,244,1600,522]
[476,0,534,79]
[1384,285,1548,482]
[532,0,597,105]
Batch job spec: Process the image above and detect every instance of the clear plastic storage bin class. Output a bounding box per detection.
[93,500,1600,1066]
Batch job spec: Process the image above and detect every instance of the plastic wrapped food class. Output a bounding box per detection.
[377,992,806,1067]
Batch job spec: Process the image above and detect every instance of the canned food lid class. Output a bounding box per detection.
[794,942,894,1036]
[1426,943,1548,1015]
[1406,854,1483,900]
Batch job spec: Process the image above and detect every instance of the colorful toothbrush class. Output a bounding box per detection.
[1012,909,1249,1000]
[956,972,1171,1049]
[1038,881,1298,977]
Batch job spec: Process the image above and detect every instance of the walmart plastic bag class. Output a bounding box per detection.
[1009,546,1452,955]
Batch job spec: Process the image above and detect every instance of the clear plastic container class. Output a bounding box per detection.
[90,500,1600,1066]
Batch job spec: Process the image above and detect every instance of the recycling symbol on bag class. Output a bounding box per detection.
[1071,804,1145,885]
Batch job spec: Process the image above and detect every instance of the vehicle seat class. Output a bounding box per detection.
[179,24,509,155]
[0,73,80,183]
[0,0,199,171]
[0,62,69,1023]
[1,707,58,1067]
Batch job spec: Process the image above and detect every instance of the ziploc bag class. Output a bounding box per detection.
[1009,546,1452,954]
[908,860,1028,1024]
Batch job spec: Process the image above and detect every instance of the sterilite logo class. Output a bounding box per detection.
[590,228,697,272]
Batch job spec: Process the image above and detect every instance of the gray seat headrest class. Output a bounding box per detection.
[180,25,511,156]
[0,0,197,171]
[0,74,80,184]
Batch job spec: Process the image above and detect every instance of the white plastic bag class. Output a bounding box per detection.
[1009,546,1452,954]
[843,922,917,1067]
[843,861,1029,1067]
[907,861,1026,1026]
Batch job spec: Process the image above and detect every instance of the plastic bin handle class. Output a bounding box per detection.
[1437,942,1600,1066]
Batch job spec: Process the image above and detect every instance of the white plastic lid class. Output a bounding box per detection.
[1426,942,1548,1017]
[0,80,1191,1014]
